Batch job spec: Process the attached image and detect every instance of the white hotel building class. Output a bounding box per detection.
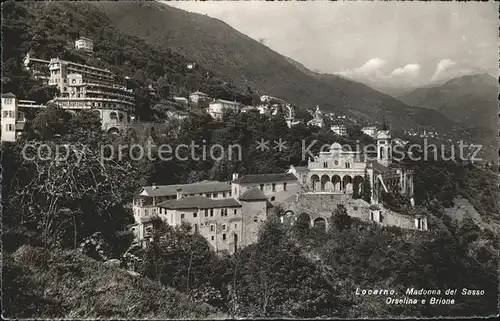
[46,58,135,133]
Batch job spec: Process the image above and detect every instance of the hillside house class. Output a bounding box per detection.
[208,99,242,120]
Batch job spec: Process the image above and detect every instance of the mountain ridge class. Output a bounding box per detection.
[92,1,458,132]
[399,73,498,132]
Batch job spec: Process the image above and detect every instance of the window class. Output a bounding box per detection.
[323,162,328,168]
[181,214,185,219]
[213,193,217,198]
[233,209,237,215]
[272,183,276,192]
[8,111,14,118]
[2,111,8,118]
[223,192,227,197]
[210,224,216,232]
[234,224,237,228]
[4,98,13,104]
[253,216,258,222]
[206,193,211,198]
[222,224,226,231]
[211,235,215,241]
[220,209,224,216]
[271,196,275,201]
[210,209,214,217]
[224,209,228,216]
[193,212,197,218]
[72,79,76,84]
[222,234,227,240]
[334,160,339,165]
[283,182,287,191]
[345,162,350,168]
[260,184,264,191]
[205,209,208,217]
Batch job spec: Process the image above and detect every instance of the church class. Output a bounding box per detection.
[287,127,414,204]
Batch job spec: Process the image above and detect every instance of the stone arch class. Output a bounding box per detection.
[282,210,295,225]
[331,175,342,192]
[342,175,353,194]
[353,175,364,197]
[310,174,320,191]
[320,174,331,192]
[313,217,327,232]
[108,127,120,135]
[296,212,311,228]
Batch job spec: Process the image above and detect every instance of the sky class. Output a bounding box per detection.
[167,1,498,88]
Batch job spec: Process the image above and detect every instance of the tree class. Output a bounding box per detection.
[230,221,339,317]
[362,170,372,203]
[331,204,351,231]
[31,104,71,140]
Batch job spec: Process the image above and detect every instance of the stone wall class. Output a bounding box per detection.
[279,193,428,231]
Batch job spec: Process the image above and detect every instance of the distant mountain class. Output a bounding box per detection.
[399,74,498,132]
[92,1,456,132]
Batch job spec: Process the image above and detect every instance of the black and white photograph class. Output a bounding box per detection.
[1,0,499,319]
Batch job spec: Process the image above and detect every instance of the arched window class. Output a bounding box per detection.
[110,111,117,120]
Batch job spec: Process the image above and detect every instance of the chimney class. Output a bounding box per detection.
[232,173,239,180]
[176,188,183,200]
[152,183,157,190]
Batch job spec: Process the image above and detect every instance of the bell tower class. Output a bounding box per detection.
[376,119,392,167]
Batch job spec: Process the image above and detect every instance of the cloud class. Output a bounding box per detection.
[336,57,387,77]
[390,63,421,78]
[430,59,482,83]
[430,59,457,81]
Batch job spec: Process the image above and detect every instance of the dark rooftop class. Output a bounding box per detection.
[140,181,231,197]
[158,196,241,210]
[239,188,268,201]
[232,173,298,184]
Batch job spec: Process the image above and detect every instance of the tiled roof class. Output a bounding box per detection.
[232,173,298,184]
[211,198,241,208]
[140,181,231,197]
[368,161,392,173]
[158,196,241,209]
[190,91,208,96]
[239,188,268,201]
[211,99,242,105]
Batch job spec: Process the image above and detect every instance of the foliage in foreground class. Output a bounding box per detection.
[2,245,223,319]
[294,214,499,318]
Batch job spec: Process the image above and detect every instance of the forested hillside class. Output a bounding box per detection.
[1,0,254,120]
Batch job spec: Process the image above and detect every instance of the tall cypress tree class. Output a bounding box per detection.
[362,169,372,203]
